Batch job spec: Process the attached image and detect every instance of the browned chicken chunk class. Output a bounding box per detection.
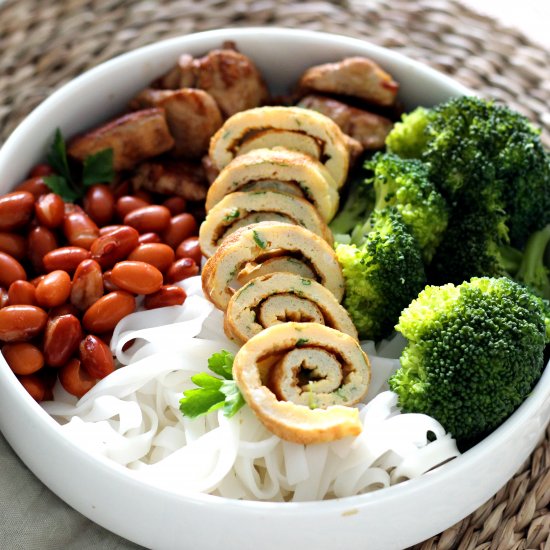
[131,160,208,201]
[156,47,269,117]
[130,88,223,159]
[297,57,399,107]
[68,108,174,171]
[298,95,393,150]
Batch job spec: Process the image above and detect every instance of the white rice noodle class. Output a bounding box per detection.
[43,276,460,502]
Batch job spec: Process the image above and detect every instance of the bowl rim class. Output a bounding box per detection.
[0,26,547,518]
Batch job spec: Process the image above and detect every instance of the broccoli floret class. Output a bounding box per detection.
[386,106,434,159]
[329,164,374,240]
[357,153,449,262]
[336,208,426,341]
[388,97,550,247]
[429,195,510,284]
[515,224,550,300]
[389,277,547,442]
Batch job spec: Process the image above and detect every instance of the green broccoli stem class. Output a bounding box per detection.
[515,224,550,299]
[499,244,523,276]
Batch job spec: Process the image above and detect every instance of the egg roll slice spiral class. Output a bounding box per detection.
[199,190,332,257]
[205,148,339,223]
[209,106,350,189]
[201,221,344,310]
[225,272,357,344]
[233,322,371,444]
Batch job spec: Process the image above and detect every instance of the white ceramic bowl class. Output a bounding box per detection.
[0,28,549,550]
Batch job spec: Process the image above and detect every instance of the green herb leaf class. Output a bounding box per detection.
[252,230,267,249]
[180,350,246,420]
[42,175,81,202]
[207,350,234,380]
[296,338,309,347]
[47,129,73,183]
[223,208,240,223]
[82,148,115,187]
[191,372,223,390]
[220,380,246,418]
[179,388,225,418]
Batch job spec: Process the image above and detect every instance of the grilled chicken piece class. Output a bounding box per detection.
[131,160,207,201]
[297,57,399,107]
[232,322,370,444]
[156,47,269,118]
[298,94,393,151]
[68,108,174,172]
[130,88,223,158]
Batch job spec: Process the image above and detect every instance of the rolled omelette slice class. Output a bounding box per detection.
[235,255,315,286]
[199,190,332,257]
[201,221,345,311]
[209,106,350,189]
[225,272,358,344]
[205,148,339,223]
[232,322,371,444]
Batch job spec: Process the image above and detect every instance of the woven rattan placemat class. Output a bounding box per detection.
[1,0,549,548]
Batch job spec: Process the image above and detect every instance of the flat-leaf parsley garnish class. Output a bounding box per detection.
[179,350,246,419]
[43,128,114,202]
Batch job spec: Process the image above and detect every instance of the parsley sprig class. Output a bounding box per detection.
[179,350,246,419]
[43,129,115,202]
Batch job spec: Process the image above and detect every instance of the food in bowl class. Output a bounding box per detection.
[0,28,548,549]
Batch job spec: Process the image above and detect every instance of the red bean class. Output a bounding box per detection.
[127,243,175,272]
[116,195,149,219]
[0,288,9,308]
[63,204,100,249]
[166,257,199,283]
[0,191,35,231]
[14,177,50,198]
[144,285,187,310]
[137,232,161,245]
[0,232,26,260]
[8,280,37,306]
[99,224,125,237]
[35,270,71,308]
[111,261,163,295]
[35,193,65,228]
[102,270,120,293]
[79,335,115,379]
[29,164,54,178]
[90,225,139,269]
[163,196,187,216]
[0,252,27,287]
[3,343,44,375]
[124,205,171,234]
[83,184,116,225]
[82,291,136,333]
[43,314,83,367]
[175,236,202,265]
[18,374,47,401]
[58,358,96,397]
[70,259,104,311]
[43,246,90,273]
[27,226,58,271]
[162,213,197,249]
[0,305,48,342]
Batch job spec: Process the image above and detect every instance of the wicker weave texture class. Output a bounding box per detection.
[0,0,549,548]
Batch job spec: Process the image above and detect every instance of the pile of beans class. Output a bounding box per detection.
[0,163,202,402]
